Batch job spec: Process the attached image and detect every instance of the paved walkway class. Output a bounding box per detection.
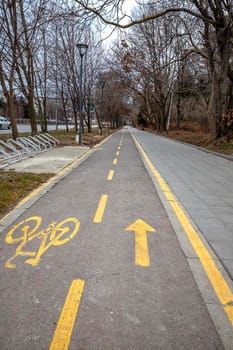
[133,128,233,281]
[5,146,90,173]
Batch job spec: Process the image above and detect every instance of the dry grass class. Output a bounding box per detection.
[0,172,52,218]
[157,123,233,156]
[49,128,111,147]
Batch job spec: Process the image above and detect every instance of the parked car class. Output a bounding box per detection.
[0,116,11,129]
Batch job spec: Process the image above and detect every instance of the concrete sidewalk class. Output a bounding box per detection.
[5,146,90,174]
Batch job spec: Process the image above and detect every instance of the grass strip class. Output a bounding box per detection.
[0,171,52,218]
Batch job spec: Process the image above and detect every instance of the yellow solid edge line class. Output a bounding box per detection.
[49,279,85,350]
[93,194,108,223]
[132,134,233,325]
[113,158,118,165]
[107,170,114,181]
[57,148,94,177]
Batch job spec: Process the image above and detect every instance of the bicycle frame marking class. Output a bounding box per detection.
[4,216,80,269]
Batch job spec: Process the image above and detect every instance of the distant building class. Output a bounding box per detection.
[189,53,208,77]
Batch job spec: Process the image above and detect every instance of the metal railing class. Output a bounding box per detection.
[0,133,60,169]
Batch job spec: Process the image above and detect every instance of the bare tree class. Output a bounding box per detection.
[49,16,87,132]
[111,4,180,131]
[14,0,52,135]
[0,0,19,139]
[40,8,104,136]
[74,0,233,137]
[0,0,52,136]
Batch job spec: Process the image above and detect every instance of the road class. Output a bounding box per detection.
[0,123,72,135]
[0,127,232,349]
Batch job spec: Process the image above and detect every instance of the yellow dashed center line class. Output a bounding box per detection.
[93,194,108,223]
[113,158,118,165]
[49,279,85,350]
[107,170,114,180]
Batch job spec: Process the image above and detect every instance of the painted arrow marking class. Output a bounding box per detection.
[125,219,156,267]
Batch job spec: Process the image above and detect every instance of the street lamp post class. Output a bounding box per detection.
[77,43,88,145]
[100,80,105,136]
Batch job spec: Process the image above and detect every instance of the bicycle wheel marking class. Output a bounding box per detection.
[4,216,80,269]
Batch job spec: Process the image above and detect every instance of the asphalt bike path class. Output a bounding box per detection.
[0,129,227,349]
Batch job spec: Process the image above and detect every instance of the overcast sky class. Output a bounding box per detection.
[102,0,137,47]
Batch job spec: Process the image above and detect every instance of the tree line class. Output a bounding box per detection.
[0,0,129,139]
[1,0,232,139]
[76,0,233,138]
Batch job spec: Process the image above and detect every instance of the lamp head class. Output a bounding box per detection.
[77,43,88,57]
[100,80,106,88]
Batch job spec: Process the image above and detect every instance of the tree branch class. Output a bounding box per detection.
[74,1,215,28]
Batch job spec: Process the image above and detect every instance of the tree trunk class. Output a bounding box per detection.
[42,95,48,132]
[7,93,18,140]
[209,67,229,137]
[28,92,38,135]
[176,93,181,129]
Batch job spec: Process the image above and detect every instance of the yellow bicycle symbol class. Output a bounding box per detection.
[5,216,80,268]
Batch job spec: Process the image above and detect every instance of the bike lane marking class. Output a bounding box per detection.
[107,169,114,180]
[125,219,156,267]
[93,194,108,223]
[4,216,80,269]
[132,133,233,325]
[49,279,85,350]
